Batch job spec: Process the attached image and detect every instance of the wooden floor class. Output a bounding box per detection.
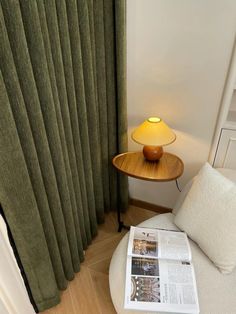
[41,206,157,314]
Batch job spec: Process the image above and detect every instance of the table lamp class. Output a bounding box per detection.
[131,117,176,161]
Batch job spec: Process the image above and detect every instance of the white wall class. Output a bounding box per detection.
[127,0,236,208]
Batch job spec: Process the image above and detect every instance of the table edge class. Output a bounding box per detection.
[112,151,184,182]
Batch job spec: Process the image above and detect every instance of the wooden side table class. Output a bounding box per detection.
[112,152,184,231]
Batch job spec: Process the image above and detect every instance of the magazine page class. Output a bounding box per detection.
[128,226,191,262]
[125,227,199,313]
[127,226,159,258]
[158,229,191,262]
[124,256,199,313]
[158,259,198,308]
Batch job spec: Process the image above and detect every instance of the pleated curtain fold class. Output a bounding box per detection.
[0,0,128,311]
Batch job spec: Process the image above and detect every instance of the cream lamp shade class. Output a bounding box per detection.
[131,117,176,161]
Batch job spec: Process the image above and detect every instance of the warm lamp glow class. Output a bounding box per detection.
[131,117,176,161]
[131,117,176,146]
[148,117,161,123]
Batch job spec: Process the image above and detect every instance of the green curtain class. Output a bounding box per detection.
[0,0,128,311]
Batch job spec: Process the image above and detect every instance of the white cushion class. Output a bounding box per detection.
[174,163,236,274]
[172,178,195,215]
[173,167,236,215]
[109,213,236,314]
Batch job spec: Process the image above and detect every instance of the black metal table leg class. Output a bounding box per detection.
[117,206,130,232]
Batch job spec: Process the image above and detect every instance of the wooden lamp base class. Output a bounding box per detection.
[143,146,163,161]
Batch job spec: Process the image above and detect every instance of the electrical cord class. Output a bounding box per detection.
[175,179,182,192]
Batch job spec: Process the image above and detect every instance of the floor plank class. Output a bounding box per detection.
[89,269,116,314]
[50,287,74,314]
[40,206,157,314]
[69,266,101,314]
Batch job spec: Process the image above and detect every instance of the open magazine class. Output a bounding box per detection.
[125,226,199,314]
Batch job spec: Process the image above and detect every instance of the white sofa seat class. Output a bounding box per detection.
[109,213,236,314]
[109,168,236,314]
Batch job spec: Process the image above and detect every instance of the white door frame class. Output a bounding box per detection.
[0,216,35,314]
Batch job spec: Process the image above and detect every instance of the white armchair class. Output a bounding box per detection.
[109,168,236,314]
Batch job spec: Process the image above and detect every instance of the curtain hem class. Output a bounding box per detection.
[37,294,60,313]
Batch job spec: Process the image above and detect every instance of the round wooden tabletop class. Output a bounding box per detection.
[112,152,184,182]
